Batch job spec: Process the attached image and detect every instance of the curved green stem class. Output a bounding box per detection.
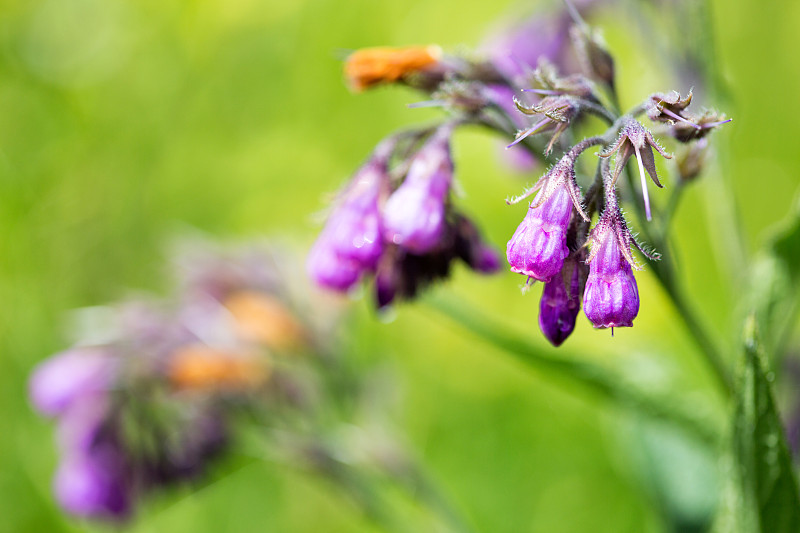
[423,291,722,447]
[623,168,734,396]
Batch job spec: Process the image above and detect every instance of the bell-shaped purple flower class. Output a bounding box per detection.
[506,139,598,282]
[307,142,391,291]
[583,227,639,329]
[383,127,453,254]
[54,450,130,519]
[582,182,648,329]
[506,186,572,282]
[323,163,386,268]
[29,348,117,417]
[306,229,367,291]
[539,260,583,346]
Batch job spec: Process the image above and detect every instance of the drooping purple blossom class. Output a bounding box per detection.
[480,7,574,84]
[376,213,500,308]
[583,181,645,330]
[383,127,453,254]
[29,347,117,417]
[307,143,391,291]
[54,450,130,519]
[583,228,639,329]
[506,140,598,282]
[507,187,573,283]
[539,260,583,346]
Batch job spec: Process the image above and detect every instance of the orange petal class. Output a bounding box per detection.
[344,45,441,91]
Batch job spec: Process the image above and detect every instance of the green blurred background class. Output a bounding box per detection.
[1,0,798,531]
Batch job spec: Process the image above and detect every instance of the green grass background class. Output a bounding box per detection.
[0,0,798,531]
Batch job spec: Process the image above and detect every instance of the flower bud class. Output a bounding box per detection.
[383,128,453,254]
[539,260,583,346]
[676,138,709,182]
[509,95,582,154]
[570,25,615,88]
[599,117,671,221]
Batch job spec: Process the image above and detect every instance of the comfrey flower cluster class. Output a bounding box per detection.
[309,1,729,345]
[307,127,501,308]
[27,241,368,520]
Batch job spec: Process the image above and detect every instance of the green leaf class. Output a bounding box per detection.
[748,198,800,356]
[423,291,721,447]
[724,316,800,532]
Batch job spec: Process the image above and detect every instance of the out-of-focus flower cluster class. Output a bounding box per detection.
[29,240,404,521]
[309,0,729,346]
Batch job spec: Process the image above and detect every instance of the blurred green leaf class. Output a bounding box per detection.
[747,198,800,356]
[424,290,722,447]
[718,316,800,532]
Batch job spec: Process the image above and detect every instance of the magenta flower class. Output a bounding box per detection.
[307,143,391,291]
[583,226,640,329]
[383,127,453,254]
[506,140,597,282]
[54,448,130,519]
[29,348,117,417]
[539,261,583,346]
[506,187,572,282]
[582,183,650,330]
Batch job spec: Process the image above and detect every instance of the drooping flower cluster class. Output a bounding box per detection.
[309,1,729,346]
[28,241,386,521]
[307,125,501,308]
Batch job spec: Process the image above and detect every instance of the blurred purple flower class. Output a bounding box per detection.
[307,143,391,291]
[383,127,453,254]
[29,348,117,417]
[54,450,130,519]
[539,261,583,346]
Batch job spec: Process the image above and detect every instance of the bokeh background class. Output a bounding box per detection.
[1,0,799,531]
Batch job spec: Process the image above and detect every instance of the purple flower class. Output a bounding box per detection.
[375,213,499,308]
[307,143,391,291]
[307,226,368,292]
[599,117,671,221]
[383,127,453,254]
[539,261,583,346]
[54,449,130,519]
[506,141,596,282]
[471,244,503,274]
[29,348,117,417]
[480,8,573,83]
[583,185,644,330]
[506,188,572,282]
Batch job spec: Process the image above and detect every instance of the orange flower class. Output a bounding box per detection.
[168,344,269,391]
[344,45,441,92]
[223,290,306,351]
